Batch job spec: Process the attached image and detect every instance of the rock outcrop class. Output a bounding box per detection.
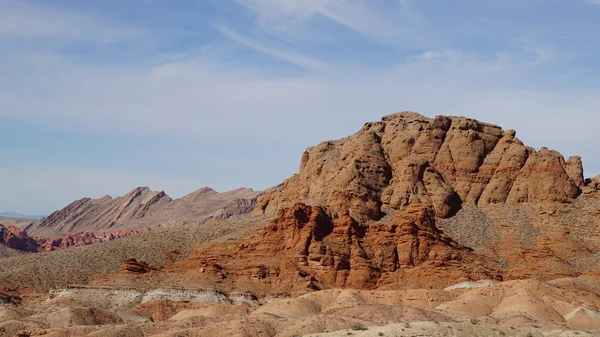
[0,225,39,253]
[256,112,583,221]
[35,228,151,252]
[120,259,156,274]
[176,203,498,294]
[26,187,263,237]
[0,224,149,254]
[582,176,600,195]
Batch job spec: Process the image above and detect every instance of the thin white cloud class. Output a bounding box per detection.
[215,25,328,70]
[413,45,554,70]
[235,0,430,47]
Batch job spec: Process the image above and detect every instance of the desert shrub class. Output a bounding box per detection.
[351,323,367,331]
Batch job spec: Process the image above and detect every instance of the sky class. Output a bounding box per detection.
[1,0,599,215]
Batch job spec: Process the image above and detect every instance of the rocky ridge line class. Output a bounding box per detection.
[25,187,263,237]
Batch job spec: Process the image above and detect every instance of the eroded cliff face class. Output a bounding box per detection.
[177,203,498,294]
[256,112,585,221]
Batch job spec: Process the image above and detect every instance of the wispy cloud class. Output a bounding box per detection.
[234,0,430,47]
[1,0,599,213]
[215,25,328,70]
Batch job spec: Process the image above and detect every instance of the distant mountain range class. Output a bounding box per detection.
[0,212,45,220]
[23,186,263,237]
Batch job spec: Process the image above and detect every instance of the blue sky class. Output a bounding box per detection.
[1,0,599,215]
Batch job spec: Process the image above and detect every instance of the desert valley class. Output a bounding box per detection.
[1,112,600,336]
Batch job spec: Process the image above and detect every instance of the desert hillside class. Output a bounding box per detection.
[0,223,150,254]
[0,243,21,258]
[0,216,268,291]
[2,112,600,337]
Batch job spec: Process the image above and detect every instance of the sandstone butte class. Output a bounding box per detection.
[255,112,592,222]
[98,112,600,296]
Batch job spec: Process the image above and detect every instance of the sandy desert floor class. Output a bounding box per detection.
[2,276,600,337]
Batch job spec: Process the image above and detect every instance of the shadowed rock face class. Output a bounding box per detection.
[0,225,38,252]
[25,187,263,237]
[256,112,584,221]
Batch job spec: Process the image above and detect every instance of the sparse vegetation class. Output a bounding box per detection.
[0,218,267,290]
[350,323,367,331]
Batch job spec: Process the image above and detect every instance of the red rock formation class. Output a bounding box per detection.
[35,228,151,252]
[0,224,149,254]
[506,148,580,203]
[120,258,156,274]
[0,224,39,252]
[582,176,600,196]
[256,112,583,221]
[176,203,498,294]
